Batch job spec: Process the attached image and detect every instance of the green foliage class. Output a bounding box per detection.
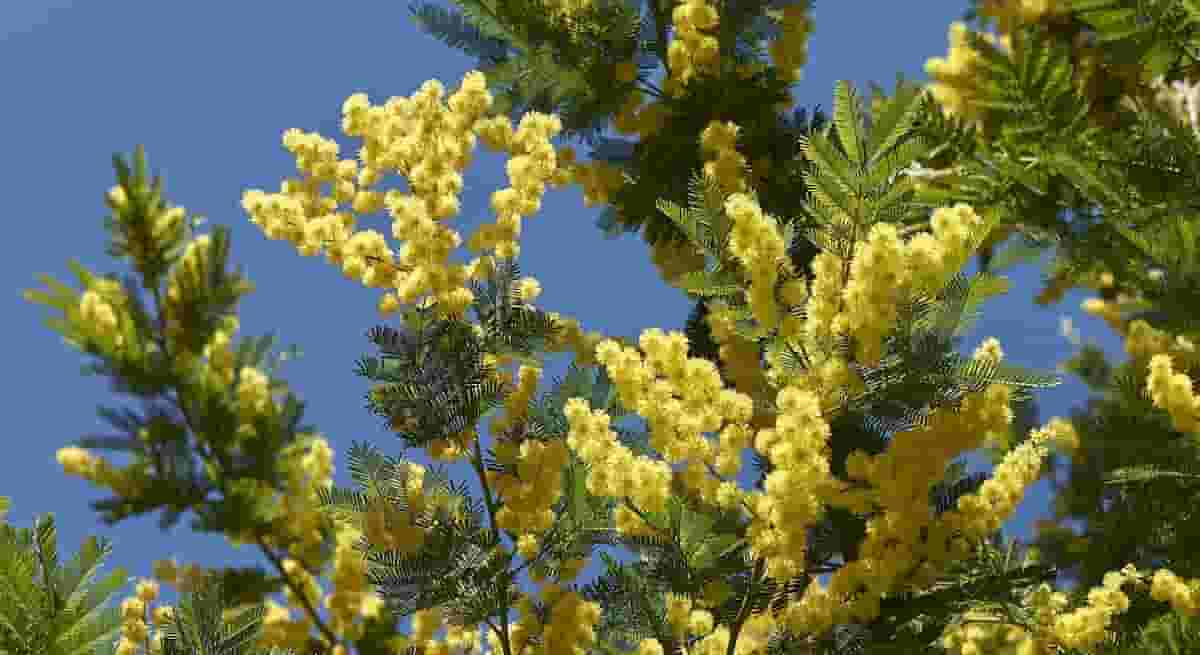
[1111,610,1200,655]
[319,441,511,627]
[917,0,1200,289]
[24,148,328,619]
[156,576,294,655]
[0,512,125,655]
[355,258,565,448]
[410,0,646,143]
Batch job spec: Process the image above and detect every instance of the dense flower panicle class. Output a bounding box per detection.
[1147,353,1200,433]
[563,396,673,522]
[1150,569,1200,616]
[745,386,835,580]
[585,329,757,509]
[767,3,813,85]
[786,204,985,376]
[972,337,1005,364]
[791,385,1019,629]
[78,285,124,347]
[636,638,666,655]
[924,22,1012,125]
[940,610,1035,655]
[840,222,910,365]
[666,0,721,91]
[724,191,792,331]
[701,121,750,196]
[977,0,1067,40]
[1145,75,1200,139]
[949,417,1072,538]
[244,70,569,321]
[324,528,385,641]
[1124,318,1198,364]
[1049,566,1138,650]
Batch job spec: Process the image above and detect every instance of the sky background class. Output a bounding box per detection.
[1,0,1123,637]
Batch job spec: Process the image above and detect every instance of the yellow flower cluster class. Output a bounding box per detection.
[483,586,600,655]
[784,408,1073,636]
[700,120,749,196]
[1079,289,1200,433]
[541,0,591,20]
[410,606,482,654]
[850,383,1013,514]
[270,437,336,565]
[468,110,565,260]
[56,446,145,499]
[490,437,570,542]
[748,385,833,579]
[113,579,165,655]
[598,329,754,486]
[801,251,846,349]
[841,223,910,365]
[636,638,665,655]
[161,234,217,348]
[200,323,237,387]
[1050,568,1136,650]
[259,598,313,653]
[972,336,1005,365]
[515,276,542,303]
[910,203,987,294]
[940,610,1034,655]
[563,394,673,528]
[483,362,572,548]
[540,583,603,655]
[1146,75,1200,139]
[951,417,1076,537]
[492,364,542,435]
[665,0,720,90]
[324,529,386,642]
[1023,582,1072,636]
[1150,569,1200,616]
[361,462,430,554]
[664,592,693,636]
[724,192,793,332]
[687,608,716,637]
[1147,353,1200,433]
[543,311,610,367]
[977,0,1067,36]
[936,564,1197,655]
[817,386,1015,624]
[767,4,813,85]
[734,612,776,655]
[1124,319,1198,365]
[235,365,272,421]
[78,280,125,347]
[150,558,210,593]
[924,22,1012,125]
[804,203,985,367]
[242,71,560,320]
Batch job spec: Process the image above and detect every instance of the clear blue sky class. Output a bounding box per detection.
[2,0,1121,625]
